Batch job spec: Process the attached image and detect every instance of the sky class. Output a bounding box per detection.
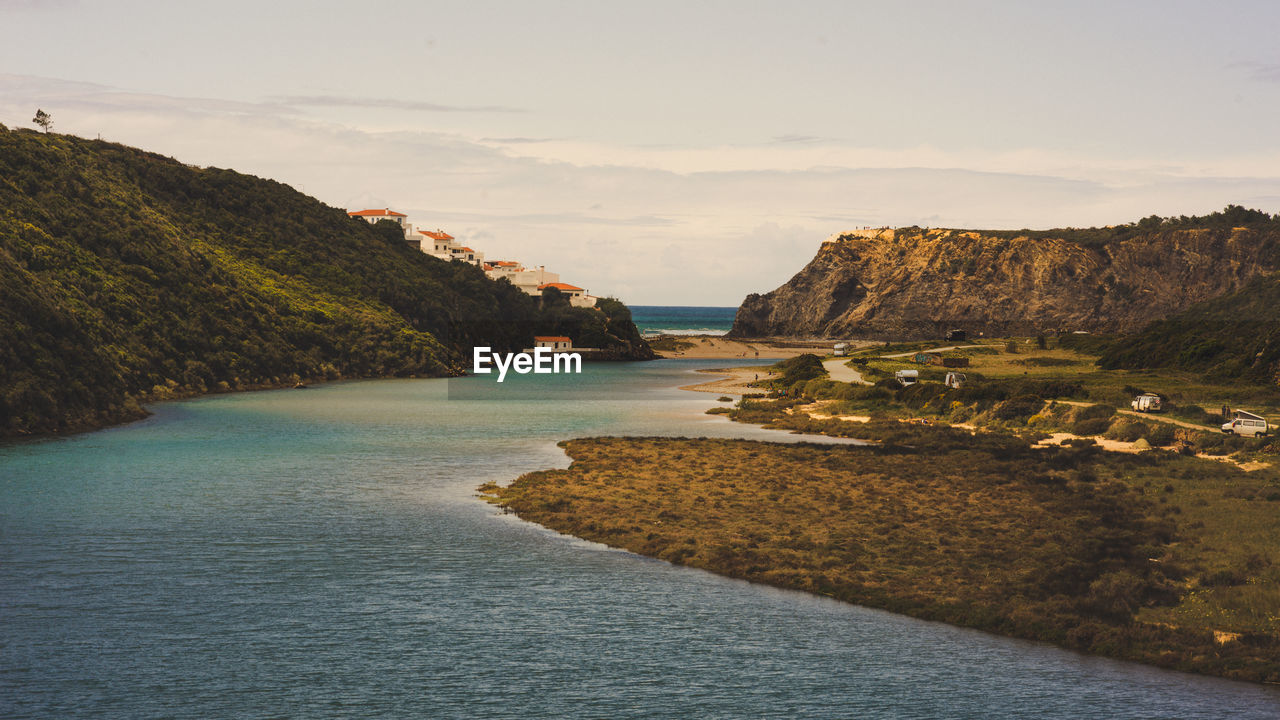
[3,0,1280,305]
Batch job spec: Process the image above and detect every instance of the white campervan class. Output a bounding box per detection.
[1130,393,1162,412]
[1221,410,1269,437]
[895,369,919,387]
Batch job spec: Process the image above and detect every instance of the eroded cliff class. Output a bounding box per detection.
[731,225,1280,339]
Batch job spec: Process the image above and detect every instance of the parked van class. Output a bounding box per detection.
[1221,410,1269,437]
[945,329,966,342]
[1130,393,1162,412]
[945,371,966,389]
[833,342,847,357]
[895,369,919,387]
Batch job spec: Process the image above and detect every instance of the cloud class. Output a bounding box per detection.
[769,134,827,144]
[278,95,523,113]
[1231,61,1280,83]
[0,0,76,8]
[5,74,1280,305]
[479,136,558,144]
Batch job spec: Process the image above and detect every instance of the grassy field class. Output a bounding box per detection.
[848,338,1280,418]
[484,434,1280,683]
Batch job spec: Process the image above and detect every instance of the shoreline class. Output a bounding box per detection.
[485,434,1280,686]
[650,334,844,359]
[679,366,776,395]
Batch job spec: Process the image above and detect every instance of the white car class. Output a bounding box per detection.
[1221,411,1269,437]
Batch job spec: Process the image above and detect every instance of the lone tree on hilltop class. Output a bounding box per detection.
[32,109,53,133]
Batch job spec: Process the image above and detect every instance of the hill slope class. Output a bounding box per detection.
[731,214,1280,340]
[0,128,650,437]
[1097,271,1280,384]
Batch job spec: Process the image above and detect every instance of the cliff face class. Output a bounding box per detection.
[731,226,1280,339]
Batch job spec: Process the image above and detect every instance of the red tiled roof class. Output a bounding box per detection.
[539,282,584,292]
[482,263,494,271]
[424,230,454,240]
[456,246,475,253]
[496,261,520,267]
[348,208,406,217]
[534,336,572,343]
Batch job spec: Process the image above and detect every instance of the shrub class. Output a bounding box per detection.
[1105,420,1148,442]
[1144,424,1177,447]
[773,354,825,386]
[991,395,1044,423]
[1072,418,1112,436]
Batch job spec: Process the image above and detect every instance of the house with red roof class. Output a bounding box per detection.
[538,282,596,308]
[533,336,573,351]
[347,209,596,302]
[348,208,409,230]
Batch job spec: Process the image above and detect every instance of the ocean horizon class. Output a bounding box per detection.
[629,305,737,337]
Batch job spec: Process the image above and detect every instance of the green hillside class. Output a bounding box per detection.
[0,127,650,437]
[1097,272,1280,383]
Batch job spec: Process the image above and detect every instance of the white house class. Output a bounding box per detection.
[486,263,562,296]
[348,208,409,230]
[539,282,596,308]
[405,227,484,266]
[534,336,573,350]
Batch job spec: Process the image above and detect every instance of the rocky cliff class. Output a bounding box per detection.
[731,223,1280,339]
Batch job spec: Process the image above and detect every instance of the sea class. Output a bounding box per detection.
[2,361,1278,718]
[630,305,737,336]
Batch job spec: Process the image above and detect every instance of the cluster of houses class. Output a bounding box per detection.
[348,208,598,308]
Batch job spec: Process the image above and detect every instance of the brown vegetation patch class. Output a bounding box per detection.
[484,435,1280,683]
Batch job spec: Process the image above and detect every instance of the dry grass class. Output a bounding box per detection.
[485,435,1280,683]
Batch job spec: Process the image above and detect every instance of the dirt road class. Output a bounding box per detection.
[823,358,871,385]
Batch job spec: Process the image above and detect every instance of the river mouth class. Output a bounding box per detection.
[2,361,1278,718]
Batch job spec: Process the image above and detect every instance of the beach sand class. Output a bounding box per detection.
[653,335,847,359]
[681,366,776,395]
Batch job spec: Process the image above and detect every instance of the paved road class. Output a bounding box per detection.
[822,357,872,385]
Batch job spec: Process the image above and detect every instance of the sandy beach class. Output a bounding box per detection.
[652,335,856,359]
[680,366,775,395]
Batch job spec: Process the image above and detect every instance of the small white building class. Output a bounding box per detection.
[406,227,483,266]
[348,208,409,230]
[486,263,561,296]
[539,282,596,308]
[534,336,573,350]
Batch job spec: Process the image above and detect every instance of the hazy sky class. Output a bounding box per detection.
[3,0,1280,304]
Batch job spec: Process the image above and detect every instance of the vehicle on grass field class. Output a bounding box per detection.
[895,369,919,387]
[945,371,966,389]
[1131,393,1162,412]
[1221,410,1268,437]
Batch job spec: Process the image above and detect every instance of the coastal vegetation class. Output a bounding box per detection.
[0,129,650,437]
[978,205,1280,248]
[1096,272,1280,385]
[489,335,1280,682]
[485,435,1280,683]
[751,338,1279,460]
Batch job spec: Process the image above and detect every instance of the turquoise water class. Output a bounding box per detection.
[2,360,1278,718]
[630,305,737,336]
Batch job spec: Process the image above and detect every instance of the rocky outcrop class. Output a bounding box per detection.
[731,226,1280,339]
